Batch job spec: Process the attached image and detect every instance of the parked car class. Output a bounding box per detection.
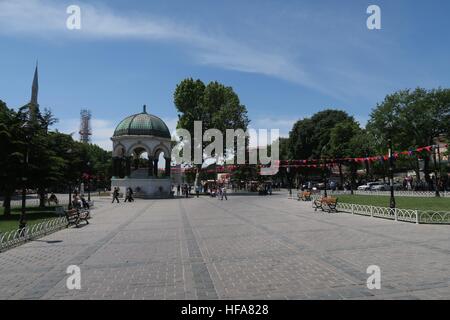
[357,182,382,191]
[393,182,403,190]
[371,184,389,191]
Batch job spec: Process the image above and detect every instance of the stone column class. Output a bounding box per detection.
[118,157,124,178]
[154,159,159,177]
[148,156,154,177]
[125,157,131,177]
[165,157,171,177]
[112,157,118,177]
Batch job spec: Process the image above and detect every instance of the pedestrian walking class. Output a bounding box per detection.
[222,185,227,200]
[128,187,134,202]
[177,184,181,196]
[112,187,120,203]
[124,187,134,202]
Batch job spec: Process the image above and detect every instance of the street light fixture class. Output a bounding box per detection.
[388,138,396,209]
[432,145,440,197]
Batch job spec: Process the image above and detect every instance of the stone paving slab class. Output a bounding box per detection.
[0,194,449,300]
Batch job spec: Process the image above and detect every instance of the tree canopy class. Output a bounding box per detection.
[0,100,111,215]
[174,78,250,164]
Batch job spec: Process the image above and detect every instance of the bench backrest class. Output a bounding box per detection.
[65,209,78,217]
[322,197,337,204]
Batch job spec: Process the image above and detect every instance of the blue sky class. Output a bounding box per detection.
[1,0,449,150]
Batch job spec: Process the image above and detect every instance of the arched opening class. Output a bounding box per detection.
[127,146,152,178]
[154,148,171,178]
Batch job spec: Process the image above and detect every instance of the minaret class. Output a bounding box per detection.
[31,62,38,105]
[28,62,39,122]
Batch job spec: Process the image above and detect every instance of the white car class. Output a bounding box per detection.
[357,182,382,191]
[371,184,389,191]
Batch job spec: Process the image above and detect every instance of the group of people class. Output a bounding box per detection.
[174,183,228,200]
[176,184,192,198]
[258,183,273,196]
[112,187,134,203]
[71,192,90,209]
[209,185,228,200]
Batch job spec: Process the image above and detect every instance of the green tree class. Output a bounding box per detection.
[327,120,369,186]
[288,109,356,187]
[367,88,450,184]
[174,78,250,185]
[289,109,355,160]
[0,100,24,216]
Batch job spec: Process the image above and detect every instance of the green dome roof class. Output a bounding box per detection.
[113,106,171,138]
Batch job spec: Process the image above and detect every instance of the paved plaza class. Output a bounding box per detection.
[0,194,449,300]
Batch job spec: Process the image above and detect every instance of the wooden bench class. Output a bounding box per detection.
[313,197,338,213]
[322,197,338,213]
[65,208,90,228]
[298,191,312,201]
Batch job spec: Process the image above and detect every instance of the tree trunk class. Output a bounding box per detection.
[350,163,356,195]
[414,157,421,182]
[38,188,46,208]
[365,160,370,180]
[423,155,431,186]
[3,192,11,216]
[338,163,344,189]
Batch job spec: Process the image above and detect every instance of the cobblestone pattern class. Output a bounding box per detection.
[0,194,449,300]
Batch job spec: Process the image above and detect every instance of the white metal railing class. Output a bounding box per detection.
[336,202,419,223]
[1,202,95,252]
[320,190,449,197]
[0,217,67,252]
[308,194,449,224]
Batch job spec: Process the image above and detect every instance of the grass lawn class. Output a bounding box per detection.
[0,206,60,233]
[337,195,450,212]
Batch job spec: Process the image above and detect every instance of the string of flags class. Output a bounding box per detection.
[171,144,447,173]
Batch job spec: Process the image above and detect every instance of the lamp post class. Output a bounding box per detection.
[286,165,292,197]
[349,160,354,195]
[66,148,73,209]
[19,153,29,231]
[388,138,396,209]
[87,161,91,202]
[437,143,442,191]
[19,122,31,230]
[321,146,328,198]
[432,145,440,197]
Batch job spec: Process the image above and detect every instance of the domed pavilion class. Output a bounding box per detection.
[110,105,172,198]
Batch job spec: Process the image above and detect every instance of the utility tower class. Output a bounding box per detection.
[79,109,92,143]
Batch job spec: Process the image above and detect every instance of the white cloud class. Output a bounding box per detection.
[251,117,297,138]
[0,0,401,105]
[54,117,115,151]
[0,0,321,94]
